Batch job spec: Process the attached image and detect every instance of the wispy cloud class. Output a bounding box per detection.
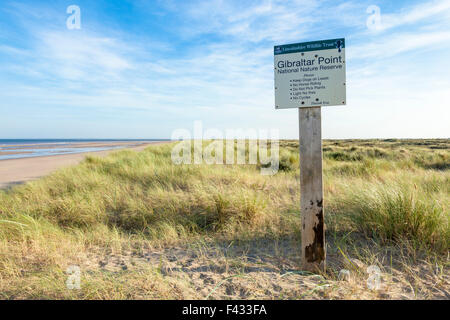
[34,31,133,81]
[158,0,333,43]
[349,30,450,59]
[0,0,449,138]
[374,0,450,32]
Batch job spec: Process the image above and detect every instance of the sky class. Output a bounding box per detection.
[0,0,449,139]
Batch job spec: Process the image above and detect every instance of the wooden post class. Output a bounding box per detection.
[299,106,325,272]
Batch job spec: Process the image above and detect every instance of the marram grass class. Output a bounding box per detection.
[0,139,448,299]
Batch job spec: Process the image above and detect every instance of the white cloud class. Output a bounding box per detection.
[375,0,450,32]
[348,30,450,60]
[159,0,322,42]
[37,31,133,80]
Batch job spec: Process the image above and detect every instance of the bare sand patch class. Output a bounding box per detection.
[81,237,449,300]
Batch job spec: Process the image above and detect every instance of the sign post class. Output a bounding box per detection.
[274,38,346,272]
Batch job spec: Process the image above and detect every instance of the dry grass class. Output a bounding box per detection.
[0,139,448,299]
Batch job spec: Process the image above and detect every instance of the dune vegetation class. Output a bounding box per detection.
[0,139,448,299]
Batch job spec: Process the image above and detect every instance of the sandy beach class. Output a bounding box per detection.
[0,141,167,189]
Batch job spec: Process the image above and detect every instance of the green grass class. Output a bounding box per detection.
[0,139,448,299]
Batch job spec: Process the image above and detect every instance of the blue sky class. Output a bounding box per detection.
[0,0,449,139]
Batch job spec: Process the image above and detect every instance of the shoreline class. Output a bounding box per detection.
[0,141,168,189]
[0,141,169,160]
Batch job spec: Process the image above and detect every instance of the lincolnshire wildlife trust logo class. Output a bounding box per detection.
[336,40,342,53]
[171,121,280,175]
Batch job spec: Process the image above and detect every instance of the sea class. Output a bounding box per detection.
[0,139,168,161]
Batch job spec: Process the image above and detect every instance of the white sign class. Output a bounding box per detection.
[274,38,346,109]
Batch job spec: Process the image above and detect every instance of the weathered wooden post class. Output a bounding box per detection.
[274,38,346,272]
[299,106,324,271]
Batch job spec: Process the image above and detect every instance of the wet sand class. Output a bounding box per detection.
[0,141,168,189]
[0,141,153,151]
